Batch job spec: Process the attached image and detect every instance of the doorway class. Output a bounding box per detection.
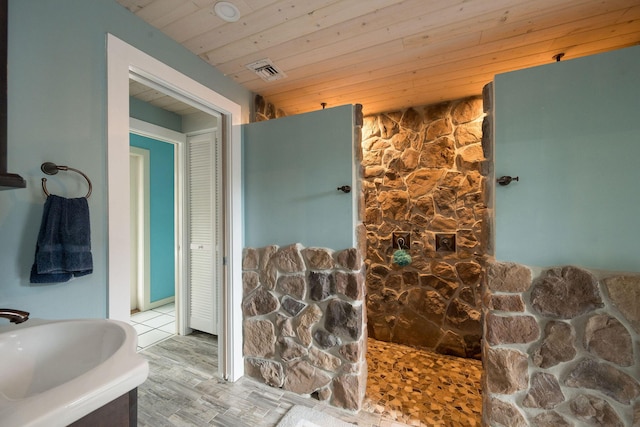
[128,118,222,348]
[129,127,181,314]
[106,34,244,381]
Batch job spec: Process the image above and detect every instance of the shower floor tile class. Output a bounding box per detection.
[363,338,483,427]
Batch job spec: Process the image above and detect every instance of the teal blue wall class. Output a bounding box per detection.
[243,105,355,250]
[130,97,182,133]
[0,0,252,320]
[130,134,175,302]
[495,45,640,272]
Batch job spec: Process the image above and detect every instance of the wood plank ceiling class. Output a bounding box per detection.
[116,0,640,117]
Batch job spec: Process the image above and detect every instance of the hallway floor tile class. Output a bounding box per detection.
[131,302,176,351]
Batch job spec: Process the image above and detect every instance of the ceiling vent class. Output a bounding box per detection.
[245,58,287,82]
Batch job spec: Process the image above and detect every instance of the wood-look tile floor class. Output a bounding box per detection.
[138,332,482,427]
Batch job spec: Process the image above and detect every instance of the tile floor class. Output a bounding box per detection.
[130,302,176,351]
[138,331,483,426]
[363,338,482,427]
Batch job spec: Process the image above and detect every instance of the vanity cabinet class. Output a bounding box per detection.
[68,389,138,427]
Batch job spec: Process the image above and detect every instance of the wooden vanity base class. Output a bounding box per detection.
[68,388,137,427]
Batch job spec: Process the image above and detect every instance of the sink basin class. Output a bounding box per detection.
[0,319,149,427]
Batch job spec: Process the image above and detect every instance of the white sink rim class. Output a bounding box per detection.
[0,318,149,427]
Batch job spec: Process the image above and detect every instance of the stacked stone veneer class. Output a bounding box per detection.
[242,244,367,411]
[484,261,640,426]
[254,94,287,122]
[362,97,489,359]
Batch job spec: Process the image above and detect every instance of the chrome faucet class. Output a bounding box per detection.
[0,309,30,323]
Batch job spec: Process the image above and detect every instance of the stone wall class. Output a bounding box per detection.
[254,94,287,122]
[242,244,367,411]
[361,97,489,359]
[484,262,640,426]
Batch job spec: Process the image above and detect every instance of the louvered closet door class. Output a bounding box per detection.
[187,132,220,335]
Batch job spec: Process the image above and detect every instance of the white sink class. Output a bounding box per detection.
[0,319,149,427]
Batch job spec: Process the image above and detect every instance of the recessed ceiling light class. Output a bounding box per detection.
[214,2,240,22]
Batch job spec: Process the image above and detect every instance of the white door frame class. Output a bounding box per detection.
[129,146,151,312]
[107,34,244,381]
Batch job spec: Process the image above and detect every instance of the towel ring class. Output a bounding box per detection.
[41,162,92,199]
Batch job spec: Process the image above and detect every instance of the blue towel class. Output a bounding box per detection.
[30,195,93,283]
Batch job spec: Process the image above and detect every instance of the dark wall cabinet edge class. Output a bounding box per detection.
[0,173,26,190]
[0,0,26,190]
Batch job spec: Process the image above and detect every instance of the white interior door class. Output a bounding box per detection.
[187,131,222,335]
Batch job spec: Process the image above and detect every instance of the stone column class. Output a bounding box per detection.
[242,244,367,411]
